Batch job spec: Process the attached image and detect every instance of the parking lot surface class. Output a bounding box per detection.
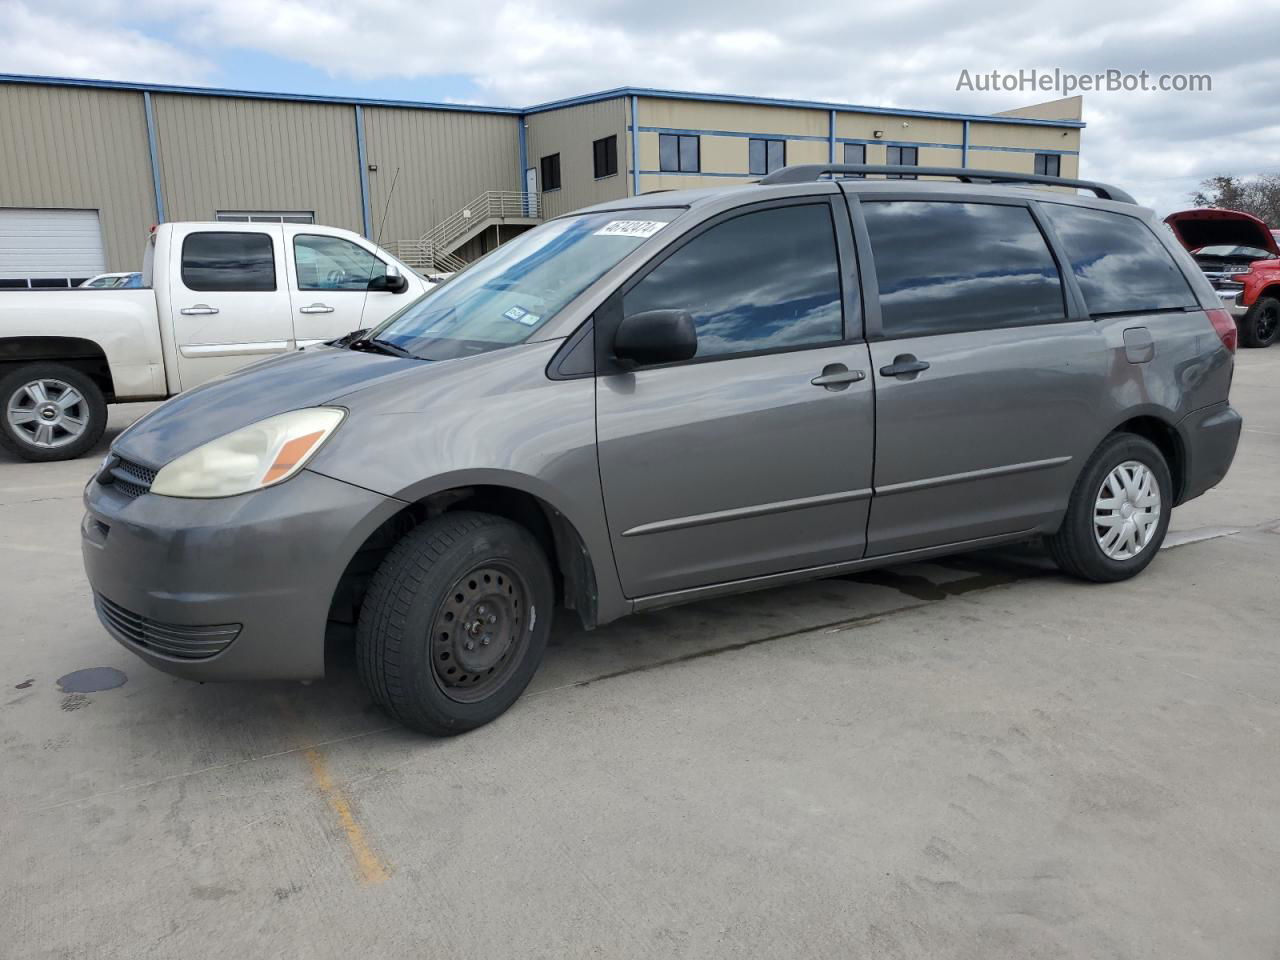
[2,352,1278,959]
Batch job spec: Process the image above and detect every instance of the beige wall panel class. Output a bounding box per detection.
[639,98,828,138]
[0,85,156,271]
[364,106,520,243]
[153,94,363,234]
[526,98,629,218]
[835,112,964,146]
[968,121,1080,153]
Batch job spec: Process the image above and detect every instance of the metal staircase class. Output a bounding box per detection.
[386,190,540,274]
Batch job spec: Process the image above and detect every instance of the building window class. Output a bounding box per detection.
[216,211,314,224]
[886,146,918,179]
[593,136,618,179]
[1034,153,1061,177]
[540,153,562,192]
[842,143,866,176]
[659,134,700,173]
[748,138,786,176]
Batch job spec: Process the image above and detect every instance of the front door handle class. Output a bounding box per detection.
[879,354,931,378]
[299,303,335,314]
[179,304,219,316]
[810,364,866,390]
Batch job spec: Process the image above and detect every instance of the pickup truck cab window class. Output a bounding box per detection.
[181,231,276,292]
[294,234,387,290]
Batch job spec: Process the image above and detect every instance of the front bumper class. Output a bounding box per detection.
[1175,401,1242,505]
[82,468,403,681]
[1216,288,1248,319]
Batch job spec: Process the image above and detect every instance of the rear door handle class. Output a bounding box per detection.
[879,354,930,378]
[299,303,335,314]
[810,366,866,390]
[179,304,219,316]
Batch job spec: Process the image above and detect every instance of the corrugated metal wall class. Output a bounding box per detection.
[526,98,630,218]
[152,93,365,233]
[0,85,155,271]
[362,107,521,244]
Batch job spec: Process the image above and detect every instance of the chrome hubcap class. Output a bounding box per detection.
[1094,460,1161,560]
[6,378,88,448]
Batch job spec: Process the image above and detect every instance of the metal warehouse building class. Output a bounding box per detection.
[0,74,1083,286]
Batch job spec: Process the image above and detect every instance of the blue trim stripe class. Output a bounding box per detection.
[969,144,1079,156]
[0,72,1085,130]
[355,105,372,238]
[630,95,640,197]
[828,110,836,164]
[142,91,164,223]
[640,125,830,142]
[518,114,529,213]
[640,170,755,179]
[962,120,969,168]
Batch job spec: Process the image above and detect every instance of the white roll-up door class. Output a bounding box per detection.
[0,208,106,284]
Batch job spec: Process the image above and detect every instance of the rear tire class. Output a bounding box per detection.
[356,511,554,736]
[1240,296,1280,348]
[0,362,107,462]
[1046,433,1172,583]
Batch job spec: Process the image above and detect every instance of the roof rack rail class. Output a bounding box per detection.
[757,164,1136,204]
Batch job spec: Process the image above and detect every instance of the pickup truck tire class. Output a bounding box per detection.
[0,363,107,463]
[1240,296,1280,349]
[356,511,554,736]
[1046,433,1172,583]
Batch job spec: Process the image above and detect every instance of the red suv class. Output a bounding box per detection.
[1166,207,1280,348]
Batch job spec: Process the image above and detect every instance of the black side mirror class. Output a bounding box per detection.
[369,264,409,294]
[614,310,697,367]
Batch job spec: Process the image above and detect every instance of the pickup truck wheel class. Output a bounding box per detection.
[1045,433,1172,583]
[357,511,554,736]
[0,363,107,462]
[1240,296,1280,348]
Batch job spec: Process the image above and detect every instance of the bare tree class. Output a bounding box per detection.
[1191,174,1280,226]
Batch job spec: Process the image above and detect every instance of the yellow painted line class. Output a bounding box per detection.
[300,743,390,886]
[278,697,389,886]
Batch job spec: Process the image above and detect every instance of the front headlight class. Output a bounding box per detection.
[150,407,345,498]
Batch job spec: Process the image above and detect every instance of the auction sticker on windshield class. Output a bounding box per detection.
[595,220,667,239]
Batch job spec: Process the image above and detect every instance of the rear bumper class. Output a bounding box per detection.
[1175,401,1242,504]
[81,468,403,681]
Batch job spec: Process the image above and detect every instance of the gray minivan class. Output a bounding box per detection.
[82,164,1242,735]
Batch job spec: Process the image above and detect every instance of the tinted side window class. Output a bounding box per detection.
[181,232,275,292]
[1040,203,1196,315]
[294,235,385,291]
[863,201,1065,337]
[624,204,844,360]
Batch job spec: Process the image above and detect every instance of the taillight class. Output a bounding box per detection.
[1207,308,1237,354]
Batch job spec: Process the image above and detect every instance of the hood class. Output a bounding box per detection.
[1164,208,1279,256]
[113,346,423,466]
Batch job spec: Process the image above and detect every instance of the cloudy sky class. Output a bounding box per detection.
[3,0,1278,213]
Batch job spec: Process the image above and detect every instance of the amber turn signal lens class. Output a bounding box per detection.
[260,430,326,486]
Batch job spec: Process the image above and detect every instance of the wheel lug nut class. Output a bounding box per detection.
[487,615,497,624]
[465,640,475,651]
[481,637,490,646]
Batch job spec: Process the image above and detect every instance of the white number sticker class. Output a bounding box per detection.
[594,220,667,239]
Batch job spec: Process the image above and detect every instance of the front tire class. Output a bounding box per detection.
[0,362,107,462]
[357,511,554,736]
[1240,296,1280,349]
[1046,433,1172,583]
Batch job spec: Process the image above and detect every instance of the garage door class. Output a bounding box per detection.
[0,208,106,287]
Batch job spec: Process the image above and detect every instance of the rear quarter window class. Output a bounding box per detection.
[181,232,276,292]
[1040,204,1196,315]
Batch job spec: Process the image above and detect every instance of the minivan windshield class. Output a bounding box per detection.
[367,208,682,360]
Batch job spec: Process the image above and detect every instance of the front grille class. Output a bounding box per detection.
[99,456,157,499]
[95,594,241,660]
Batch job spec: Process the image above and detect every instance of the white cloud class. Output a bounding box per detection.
[1,0,1277,215]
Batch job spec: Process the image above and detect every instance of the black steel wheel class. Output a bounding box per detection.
[1241,296,1279,348]
[357,511,554,736]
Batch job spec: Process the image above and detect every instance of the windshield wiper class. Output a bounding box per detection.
[348,336,420,359]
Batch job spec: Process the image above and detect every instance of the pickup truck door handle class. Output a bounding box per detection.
[879,354,931,378]
[810,364,866,390]
[299,303,335,314]
[179,304,219,316]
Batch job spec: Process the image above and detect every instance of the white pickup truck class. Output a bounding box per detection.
[0,221,429,461]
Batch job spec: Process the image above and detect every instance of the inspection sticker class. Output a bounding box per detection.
[503,306,528,321]
[518,313,541,326]
[594,220,667,239]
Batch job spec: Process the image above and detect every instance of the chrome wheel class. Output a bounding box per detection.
[1094,460,1162,560]
[5,378,88,449]
[430,563,531,704]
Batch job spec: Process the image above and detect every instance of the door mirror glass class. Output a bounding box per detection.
[614,310,697,366]
[369,263,409,294]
